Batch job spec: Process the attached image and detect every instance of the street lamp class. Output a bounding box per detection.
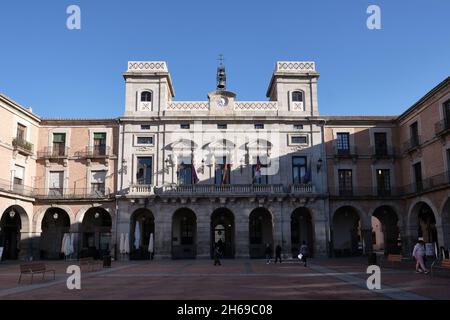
[53,213,59,220]
[9,210,16,218]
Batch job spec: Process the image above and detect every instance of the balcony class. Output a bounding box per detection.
[33,187,113,200]
[12,138,34,156]
[371,145,396,160]
[37,146,70,159]
[0,178,34,198]
[75,146,112,159]
[154,184,286,196]
[401,171,450,195]
[402,136,421,153]
[435,119,450,137]
[333,146,358,160]
[290,184,316,194]
[330,186,402,198]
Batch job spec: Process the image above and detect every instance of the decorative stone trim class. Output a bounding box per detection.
[167,102,210,111]
[234,102,278,111]
[127,61,167,72]
[277,61,316,72]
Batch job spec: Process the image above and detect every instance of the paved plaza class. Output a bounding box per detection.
[0,257,449,300]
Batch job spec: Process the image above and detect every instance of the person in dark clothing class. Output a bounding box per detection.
[275,244,282,263]
[213,244,221,266]
[299,241,309,267]
[265,243,272,264]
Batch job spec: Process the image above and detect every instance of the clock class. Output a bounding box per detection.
[217,97,227,107]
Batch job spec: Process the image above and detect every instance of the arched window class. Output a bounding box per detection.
[141,91,152,102]
[292,91,303,102]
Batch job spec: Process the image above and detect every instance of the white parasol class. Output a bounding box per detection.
[134,221,141,250]
[124,233,130,254]
[148,233,154,254]
[61,233,68,255]
[119,233,125,254]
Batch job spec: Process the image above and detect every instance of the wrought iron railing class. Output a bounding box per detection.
[435,119,450,136]
[37,146,70,158]
[75,146,112,158]
[402,135,421,152]
[33,187,112,199]
[0,178,35,197]
[12,137,34,155]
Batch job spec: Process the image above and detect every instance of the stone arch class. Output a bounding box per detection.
[210,207,235,259]
[290,207,314,258]
[172,208,197,259]
[440,197,450,250]
[34,205,75,233]
[0,205,30,260]
[249,207,274,258]
[40,207,71,260]
[370,205,401,255]
[332,205,363,257]
[129,208,155,260]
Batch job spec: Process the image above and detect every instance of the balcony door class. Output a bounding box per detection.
[336,133,350,155]
[16,123,26,141]
[444,100,450,128]
[374,133,388,156]
[136,157,152,185]
[292,156,307,184]
[49,171,64,196]
[93,133,107,156]
[338,169,353,195]
[413,162,423,191]
[52,133,66,156]
[376,169,391,195]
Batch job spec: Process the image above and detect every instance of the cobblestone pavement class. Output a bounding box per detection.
[0,257,448,300]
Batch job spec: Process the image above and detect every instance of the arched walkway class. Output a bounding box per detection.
[332,206,362,257]
[211,208,235,259]
[0,205,29,260]
[40,207,71,260]
[172,208,197,259]
[441,198,450,252]
[249,208,273,258]
[291,207,314,258]
[80,207,112,259]
[372,206,401,255]
[130,208,155,260]
[409,202,439,251]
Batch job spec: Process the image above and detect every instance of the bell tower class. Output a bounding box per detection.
[216,54,226,91]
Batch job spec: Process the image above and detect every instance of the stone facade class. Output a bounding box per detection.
[0,61,449,261]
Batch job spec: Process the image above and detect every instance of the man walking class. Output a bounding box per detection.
[265,243,272,264]
[275,244,282,263]
[299,241,309,267]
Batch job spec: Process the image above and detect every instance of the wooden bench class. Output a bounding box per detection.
[79,257,102,272]
[380,254,410,269]
[19,263,55,284]
[431,259,450,277]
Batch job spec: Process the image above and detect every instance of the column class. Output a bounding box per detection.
[235,207,250,258]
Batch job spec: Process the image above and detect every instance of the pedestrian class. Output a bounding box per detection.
[265,243,272,264]
[213,244,221,266]
[299,241,309,267]
[412,240,429,274]
[275,244,282,263]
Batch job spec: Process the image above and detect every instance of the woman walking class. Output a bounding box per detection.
[412,240,429,274]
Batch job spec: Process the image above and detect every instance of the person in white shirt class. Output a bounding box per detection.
[412,240,429,274]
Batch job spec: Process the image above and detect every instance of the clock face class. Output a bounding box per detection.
[217,97,227,107]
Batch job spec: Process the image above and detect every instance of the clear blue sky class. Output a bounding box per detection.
[0,0,449,118]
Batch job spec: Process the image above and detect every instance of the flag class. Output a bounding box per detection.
[192,161,199,184]
[254,157,262,183]
[221,159,229,185]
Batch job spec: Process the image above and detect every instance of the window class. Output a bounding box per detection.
[217,124,227,130]
[141,125,151,130]
[141,91,152,102]
[177,157,193,185]
[292,91,304,102]
[16,123,26,141]
[336,133,350,155]
[93,133,107,156]
[49,171,64,196]
[413,162,422,191]
[374,132,388,156]
[254,123,264,130]
[52,133,66,156]
[215,156,231,185]
[291,136,308,145]
[136,157,152,185]
[292,157,308,184]
[376,169,391,196]
[136,136,153,145]
[338,169,353,196]
[180,124,190,130]
[410,122,419,147]
[444,100,450,128]
[91,170,106,195]
[13,165,24,186]
[252,156,268,184]
[293,124,304,130]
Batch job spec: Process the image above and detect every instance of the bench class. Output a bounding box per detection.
[79,257,102,272]
[380,254,411,269]
[431,259,450,277]
[19,263,55,284]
